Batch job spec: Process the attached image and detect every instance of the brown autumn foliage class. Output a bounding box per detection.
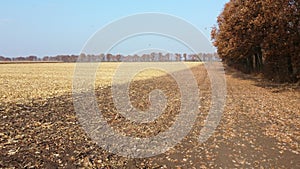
[212,0,300,82]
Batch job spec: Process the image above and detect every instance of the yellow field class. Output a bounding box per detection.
[0,62,202,104]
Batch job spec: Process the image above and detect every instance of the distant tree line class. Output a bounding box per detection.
[0,53,220,62]
[0,55,78,62]
[212,0,299,82]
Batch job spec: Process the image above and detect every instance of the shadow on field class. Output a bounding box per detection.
[224,64,300,92]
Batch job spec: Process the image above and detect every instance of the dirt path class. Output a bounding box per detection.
[0,64,299,168]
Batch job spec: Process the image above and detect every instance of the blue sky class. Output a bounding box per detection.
[0,0,228,57]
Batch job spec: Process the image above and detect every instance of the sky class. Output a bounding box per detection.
[0,0,229,58]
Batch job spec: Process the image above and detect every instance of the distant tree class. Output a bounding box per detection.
[15,56,26,61]
[183,53,187,61]
[79,53,87,62]
[106,54,112,62]
[0,56,10,61]
[27,55,37,61]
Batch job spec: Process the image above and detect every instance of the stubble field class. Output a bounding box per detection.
[0,62,299,168]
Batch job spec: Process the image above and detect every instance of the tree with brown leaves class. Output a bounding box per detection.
[212,0,299,82]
